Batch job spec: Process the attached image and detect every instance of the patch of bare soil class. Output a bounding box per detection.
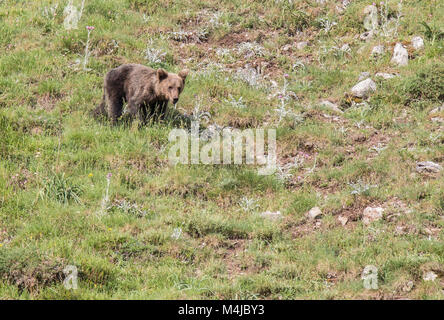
[36,93,62,111]
[214,30,259,47]
[218,239,261,277]
[331,197,379,227]
[281,216,323,239]
[227,116,261,129]
[4,258,65,293]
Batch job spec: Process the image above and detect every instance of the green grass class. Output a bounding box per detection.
[0,0,443,299]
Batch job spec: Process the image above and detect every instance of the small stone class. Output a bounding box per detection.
[429,105,443,115]
[282,44,292,51]
[341,44,351,52]
[391,43,409,66]
[416,161,442,173]
[375,72,396,79]
[423,271,438,282]
[411,36,424,50]
[362,207,384,225]
[260,211,282,220]
[320,100,343,114]
[371,45,385,57]
[358,71,371,81]
[296,41,308,50]
[402,281,414,292]
[351,78,377,98]
[338,216,348,226]
[307,207,322,220]
[360,30,375,41]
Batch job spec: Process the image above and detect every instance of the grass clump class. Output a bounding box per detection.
[402,64,444,104]
[40,172,83,204]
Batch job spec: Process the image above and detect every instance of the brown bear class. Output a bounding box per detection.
[93,64,188,124]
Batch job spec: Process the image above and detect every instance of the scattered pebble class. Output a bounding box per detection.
[341,44,351,52]
[296,41,308,50]
[423,271,438,282]
[429,105,443,115]
[402,280,414,292]
[431,117,443,123]
[307,207,322,220]
[320,100,343,114]
[358,71,371,81]
[260,211,282,220]
[411,36,424,50]
[351,78,377,98]
[371,45,385,57]
[338,216,348,226]
[282,44,292,51]
[416,161,442,174]
[360,30,375,41]
[375,72,396,79]
[362,207,384,225]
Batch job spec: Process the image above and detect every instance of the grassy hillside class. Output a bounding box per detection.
[0,0,443,299]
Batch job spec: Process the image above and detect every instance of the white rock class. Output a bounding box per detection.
[351,78,377,98]
[363,5,379,31]
[320,100,343,114]
[375,72,396,79]
[402,281,414,292]
[260,211,282,220]
[431,117,444,123]
[341,44,351,52]
[411,36,424,50]
[429,105,443,115]
[358,71,371,81]
[416,161,443,173]
[307,207,322,220]
[360,30,375,41]
[423,271,438,282]
[336,5,345,14]
[371,45,385,57]
[338,216,348,226]
[391,43,409,66]
[362,207,384,225]
[296,41,308,50]
[282,44,292,51]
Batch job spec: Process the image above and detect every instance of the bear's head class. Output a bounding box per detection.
[156,68,188,105]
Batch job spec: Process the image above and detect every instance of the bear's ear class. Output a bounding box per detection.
[178,69,189,81]
[157,68,168,81]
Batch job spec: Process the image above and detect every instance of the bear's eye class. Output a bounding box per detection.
[168,86,173,90]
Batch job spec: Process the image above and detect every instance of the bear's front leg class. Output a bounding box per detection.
[138,104,149,125]
[128,98,150,126]
[127,98,141,117]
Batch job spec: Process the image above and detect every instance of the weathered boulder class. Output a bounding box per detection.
[391,43,408,66]
[351,78,377,98]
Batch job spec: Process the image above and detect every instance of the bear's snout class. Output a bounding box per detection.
[173,98,179,104]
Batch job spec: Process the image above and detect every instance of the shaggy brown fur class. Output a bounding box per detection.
[93,64,188,124]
